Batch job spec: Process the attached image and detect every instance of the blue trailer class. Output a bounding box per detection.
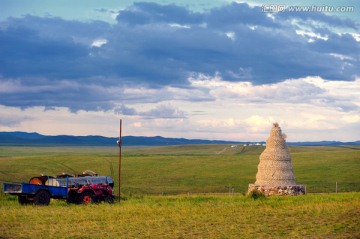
[3,182,68,205]
[3,172,115,205]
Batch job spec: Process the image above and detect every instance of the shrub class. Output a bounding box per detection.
[248,189,265,200]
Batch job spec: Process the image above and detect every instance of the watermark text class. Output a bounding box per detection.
[262,5,355,13]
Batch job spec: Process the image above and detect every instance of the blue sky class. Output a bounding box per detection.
[0,0,359,141]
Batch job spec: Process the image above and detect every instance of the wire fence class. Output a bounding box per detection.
[123,182,360,196]
[304,182,360,194]
[249,182,358,195]
[226,182,360,195]
[1,181,359,197]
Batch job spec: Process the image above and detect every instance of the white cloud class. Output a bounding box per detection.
[189,75,360,110]
[329,53,355,61]
[91,38,108,47]
[351,33,360,42]
[0,106,121,136]
[197,118,239,128]
[225,31,236,41]
[0,80,22,93]
[341,115,360,123]
[168,23,191,29]
[244,115,275,130]
[295,30,328,41]
[183,74,359,141]
[141,104,186,119]
[1,74,359,141]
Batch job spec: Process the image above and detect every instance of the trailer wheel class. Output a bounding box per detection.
[18,195,33,205]
[34,190,51,206]
[79,191,93,204]
[66,190,78,204]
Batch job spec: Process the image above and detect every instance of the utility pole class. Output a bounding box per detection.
[117,119,122,203]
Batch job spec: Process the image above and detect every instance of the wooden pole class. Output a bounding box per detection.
[336,181,338,193]
[118,119,122,203]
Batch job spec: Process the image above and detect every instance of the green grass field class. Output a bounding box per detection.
[1,145,359,194]
[0,145,359,238]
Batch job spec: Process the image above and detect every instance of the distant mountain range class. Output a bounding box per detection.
[0,132,359,146]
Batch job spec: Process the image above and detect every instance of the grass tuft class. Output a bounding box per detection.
[247,189,266,200]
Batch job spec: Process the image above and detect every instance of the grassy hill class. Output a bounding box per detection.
[1,131,359,146]
[0,132,243,146]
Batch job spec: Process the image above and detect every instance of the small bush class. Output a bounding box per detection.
[248,189,265,200]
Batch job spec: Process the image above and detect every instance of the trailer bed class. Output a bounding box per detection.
[4,182,68,197]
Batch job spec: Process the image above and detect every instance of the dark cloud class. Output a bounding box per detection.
[0,114,31,127]
[309,32,359,55]
[116,2,202,25]
[114,104,138,115]
[0,2,359,111]
[113,103,186,119]
[0,15,113,83]
[205,2,279,29]
[0,26,89,79]
[141,104,186,119]
[276,11,359,30]
[0,80,116,112]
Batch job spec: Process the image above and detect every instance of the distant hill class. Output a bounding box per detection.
[0,132,242,146]
[288,141,360,146]
[0,132,359,146]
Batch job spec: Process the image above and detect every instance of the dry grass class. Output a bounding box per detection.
[0,193,359,238]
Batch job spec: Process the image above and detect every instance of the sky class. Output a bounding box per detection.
[0,0,359,142]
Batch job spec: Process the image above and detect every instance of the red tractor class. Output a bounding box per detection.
[67,181,114,204]
[4,170,115,205]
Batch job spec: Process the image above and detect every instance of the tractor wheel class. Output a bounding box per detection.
[34,190,51,206]
[104,195,114,204]
[79,191,93,204]
[18,195,33,205]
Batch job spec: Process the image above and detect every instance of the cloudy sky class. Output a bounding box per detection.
[0,0,359,142]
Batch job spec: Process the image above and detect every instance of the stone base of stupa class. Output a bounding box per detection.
[248,184,305,196]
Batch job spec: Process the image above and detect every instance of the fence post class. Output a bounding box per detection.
[336,182,338,193]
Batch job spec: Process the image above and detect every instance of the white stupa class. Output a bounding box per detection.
[248,123,305,196]
[255,122,296,186]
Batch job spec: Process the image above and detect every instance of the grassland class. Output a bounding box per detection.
[0,145,359,194]
[0,193,359,238]
[0,145,359,238]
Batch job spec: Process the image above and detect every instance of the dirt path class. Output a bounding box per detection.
[216,147,228,154]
